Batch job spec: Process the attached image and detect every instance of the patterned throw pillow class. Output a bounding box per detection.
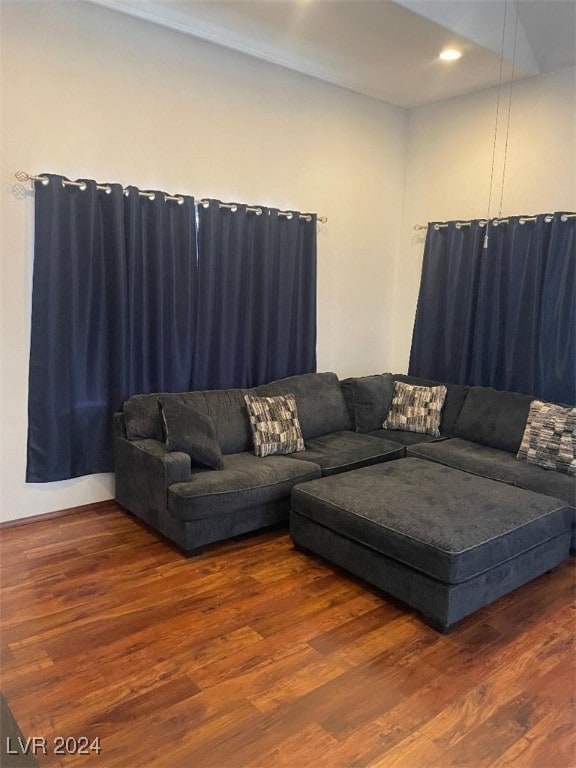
[244,393,305,458]
[383,381,447,437]
[517,400,576,475]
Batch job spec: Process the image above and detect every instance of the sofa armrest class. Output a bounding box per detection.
[114,436,191,516]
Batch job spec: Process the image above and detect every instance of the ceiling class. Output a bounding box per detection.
[88,0,576,108]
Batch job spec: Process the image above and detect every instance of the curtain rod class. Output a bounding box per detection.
[14,171,328,224]
[414,213,576,231]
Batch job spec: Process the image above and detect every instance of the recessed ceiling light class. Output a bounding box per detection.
[439,49,462,61]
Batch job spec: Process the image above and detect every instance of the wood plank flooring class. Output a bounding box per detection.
[1,502,574,768]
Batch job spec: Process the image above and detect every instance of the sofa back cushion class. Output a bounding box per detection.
[344,374,395,433]
[343,373,467,437]
[161,390,252,454]
[123,372,351,453]
[254,372,351,439]
[453,386,534,453]
[340,377,356,425]
[124,394,165,442]
[124,388,252,454]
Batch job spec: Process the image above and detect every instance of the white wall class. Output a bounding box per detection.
[0,1,406,521]
[392,67,576,371]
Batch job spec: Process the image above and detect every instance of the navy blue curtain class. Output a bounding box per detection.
[409,213,576,405]
[192,201,317,390]
[27,175,197,481]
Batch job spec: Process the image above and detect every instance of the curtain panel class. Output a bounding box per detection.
[193,201,317,391]
[27,178,318,482]
[27,175,197,482]
[408,213,576,405]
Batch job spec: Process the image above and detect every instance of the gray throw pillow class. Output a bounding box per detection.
[245,393,305,457]
[159,398,224,470]
[517,400,576,475]
[383,381,447,437]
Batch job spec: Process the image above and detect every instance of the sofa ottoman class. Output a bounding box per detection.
[290,458,573,631]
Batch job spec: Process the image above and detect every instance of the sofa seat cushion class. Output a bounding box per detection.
[291,459,572,584]
[406,438,576,508]
[282,431,405,477]
[168,453,320,521]
[368,429,441,446]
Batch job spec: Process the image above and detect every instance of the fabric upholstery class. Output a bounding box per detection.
[344,373,395,433]
[290,510,570,632]
[255,372,351,439]
[368,429,440,446]
[291,458,572,584]
[453,386,534,453]
[279,431,405,476]
[114,436,192,516]
[383,381,447,437]
[406,438,576,508]
[124,394,165,442]
[244,393,305,457]
[168,452,320,521]
[517,400,576,475]
[159,398,223,469]
[157,390,251,455]
[343,373,467,437]
[340,377,356,425]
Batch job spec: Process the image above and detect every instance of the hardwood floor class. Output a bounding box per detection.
[1,502,574,768]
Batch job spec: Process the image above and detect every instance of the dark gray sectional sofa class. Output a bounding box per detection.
[114,372,404,555]
[341,372,576,550]
[114,369,575,556]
